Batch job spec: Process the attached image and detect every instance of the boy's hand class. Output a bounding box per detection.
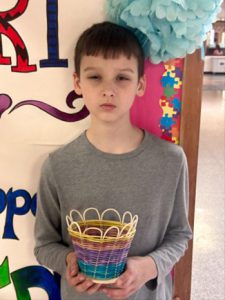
[65,251,101,295]
[100,256,157,299]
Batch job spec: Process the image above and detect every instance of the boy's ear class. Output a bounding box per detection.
[136,74,146,97]
[73,72,82,95]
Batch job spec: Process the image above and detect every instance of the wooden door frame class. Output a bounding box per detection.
[173,49,204,299]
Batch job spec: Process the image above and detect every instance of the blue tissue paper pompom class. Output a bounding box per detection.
[105,0,222,63]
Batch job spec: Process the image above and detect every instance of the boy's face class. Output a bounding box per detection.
[73,54,145,126]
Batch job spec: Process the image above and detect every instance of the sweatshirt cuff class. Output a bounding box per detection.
[144,254,159,290]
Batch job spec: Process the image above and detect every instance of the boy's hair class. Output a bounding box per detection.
[74,21,145,78]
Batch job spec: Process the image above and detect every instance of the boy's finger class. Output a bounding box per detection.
[70,269,77,276]
[67,256,79,277]
[65,265,75,282]
[102,286,132,299]
[70,263,78,276]
[115,270,132,288]
[87,283,102,295]
[70,274,85,287]
[75,278,94,293]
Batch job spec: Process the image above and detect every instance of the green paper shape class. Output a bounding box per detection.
[0,257,11,288]
[164,84,176,98]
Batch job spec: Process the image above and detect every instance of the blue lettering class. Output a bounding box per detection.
[0,189,7,213]
[40,0,68,68]
[0,188,37,240]
[0,257,61,300]
[11,265,61,300]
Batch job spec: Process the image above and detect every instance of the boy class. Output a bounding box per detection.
[34,22,192,300]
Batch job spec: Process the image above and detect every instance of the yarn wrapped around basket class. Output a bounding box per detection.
[66,208,138,283]
[105,0,222,63]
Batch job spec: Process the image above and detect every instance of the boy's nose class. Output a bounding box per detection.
[102,83,115,97]
[102,89,115,97]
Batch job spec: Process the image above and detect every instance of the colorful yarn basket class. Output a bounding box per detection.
[66,208,138,283]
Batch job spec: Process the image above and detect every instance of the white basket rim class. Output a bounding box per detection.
[66,208,138,239]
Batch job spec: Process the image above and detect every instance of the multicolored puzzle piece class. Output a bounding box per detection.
[160,61,183,144]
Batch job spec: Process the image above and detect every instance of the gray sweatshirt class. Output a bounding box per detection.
[34,130,192,300]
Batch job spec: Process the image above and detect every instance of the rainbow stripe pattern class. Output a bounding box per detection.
[66,208,138,283]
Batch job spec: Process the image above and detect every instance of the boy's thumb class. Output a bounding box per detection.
[70,260,78,276]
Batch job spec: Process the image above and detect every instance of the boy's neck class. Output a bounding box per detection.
[86,123,144,154]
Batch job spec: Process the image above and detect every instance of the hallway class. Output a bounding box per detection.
[191,83,225,299]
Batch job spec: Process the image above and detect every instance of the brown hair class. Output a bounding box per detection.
[74,21,145,78]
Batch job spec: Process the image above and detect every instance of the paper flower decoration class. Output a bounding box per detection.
[106,0,222,63]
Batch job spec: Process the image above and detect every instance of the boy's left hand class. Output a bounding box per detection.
[100,256,157,299]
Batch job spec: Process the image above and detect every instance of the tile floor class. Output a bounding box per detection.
[191,75,225,300]
[203,74,225,91]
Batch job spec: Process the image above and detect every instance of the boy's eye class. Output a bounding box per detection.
[116,75,130,81]
[87,75,101,80]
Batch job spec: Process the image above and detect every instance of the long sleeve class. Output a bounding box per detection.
[34,158,72,276]
[147,152,192,288]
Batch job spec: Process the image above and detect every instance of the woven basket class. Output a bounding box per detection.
[66,208,138,283]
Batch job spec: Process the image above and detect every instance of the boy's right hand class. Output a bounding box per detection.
[65,252,101,295]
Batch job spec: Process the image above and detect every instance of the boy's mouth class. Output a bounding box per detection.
[100,103,116,110]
